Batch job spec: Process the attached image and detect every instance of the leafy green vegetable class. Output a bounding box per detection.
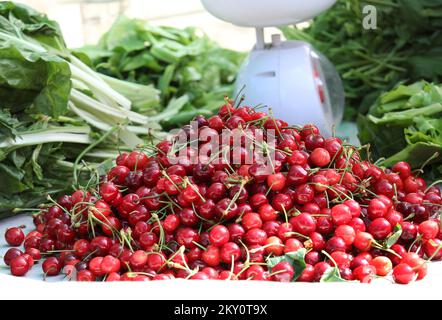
[0,42,71,118]
[281,0,442,120]
[358,81,442,176]
[77,16,245,127]
[0,2,168,218]
[266,248,307,282]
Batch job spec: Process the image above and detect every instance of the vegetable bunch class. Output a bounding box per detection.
[358,81,442,178]
[281,0,442,119]
[77,16,245,127]
[0,2,175,216]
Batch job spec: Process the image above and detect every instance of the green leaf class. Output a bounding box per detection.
[0,43,71,118]
[0,162,26,194]
[386,224,403,248]
[367,104,442,126]
[73,46,112,62]
[357,114,408,160]
[0,109,19,138]
[320,267,347,283]
[281,0,442,121]
[100,74,160,111]
[161,108,212,128]
[101,16,146,52]
[266,248,307,282]
[158,65,176,97]
[0,1,67,52]
[380,82,425,105]
[30,143,43,180]
[121,52,163,73]
[286,249,307,281]
[381,142,442,168]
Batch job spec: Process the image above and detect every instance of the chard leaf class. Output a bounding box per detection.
[0,162,26,194]
[381,142,442,168]
[0,109,19,138]
[0,1,66,52]
[0,43,71,118]
[101,16,146,52]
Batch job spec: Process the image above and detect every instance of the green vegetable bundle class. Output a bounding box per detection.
[77,16,245,127]
[358,81,442,178]
[281,0,442,120]
[0,2,176,217]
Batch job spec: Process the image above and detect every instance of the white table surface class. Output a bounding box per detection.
[1,214,441,300]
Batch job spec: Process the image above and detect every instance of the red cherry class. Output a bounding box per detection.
[5,227,25,247]
[368,218,392,240]
[331,204,352,226]
[418,220,440,240]
[267,173,286,191]
[291,213,317,236]
[220,242,241,264]
[10,256,30,277]
[271,261,294,282]
[354,232,374,252]
[310,148,331,167]
[209,225,230,247]
[393,263,415,285]
[368,198,388,220]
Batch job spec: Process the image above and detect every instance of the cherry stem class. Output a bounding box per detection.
[192,241,207,251]
[425,179,442,193]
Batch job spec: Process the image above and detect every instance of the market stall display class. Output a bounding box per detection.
[0,1,162,217]
[0,1,243,218]
[0,1,440,287]
[2,104,441,284]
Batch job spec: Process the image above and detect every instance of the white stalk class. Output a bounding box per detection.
[70,63,131,110]
[0,31,46,53]
[85,150,123,159]
[0,131,91,148]
[68,102,112,132]
[70,55,108,85]
[70,89,149,125]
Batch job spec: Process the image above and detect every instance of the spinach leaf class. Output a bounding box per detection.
[358,81,442,175]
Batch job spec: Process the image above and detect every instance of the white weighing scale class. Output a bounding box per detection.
[201,0,344,136]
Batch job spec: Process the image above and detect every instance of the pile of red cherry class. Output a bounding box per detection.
[2,103,442,284]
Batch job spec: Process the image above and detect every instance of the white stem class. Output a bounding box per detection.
[70,63,131,110]
[119,130,143,148]
[85,150,123,159]
[0,131,91,148]
[68,102,112,132]
[70,89,149,125]
[70,55,108,85]
[127,125,157,134]
[0,31,46,53]
[72,79,119,109]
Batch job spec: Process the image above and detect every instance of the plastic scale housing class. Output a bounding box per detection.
[201,0,344,136]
